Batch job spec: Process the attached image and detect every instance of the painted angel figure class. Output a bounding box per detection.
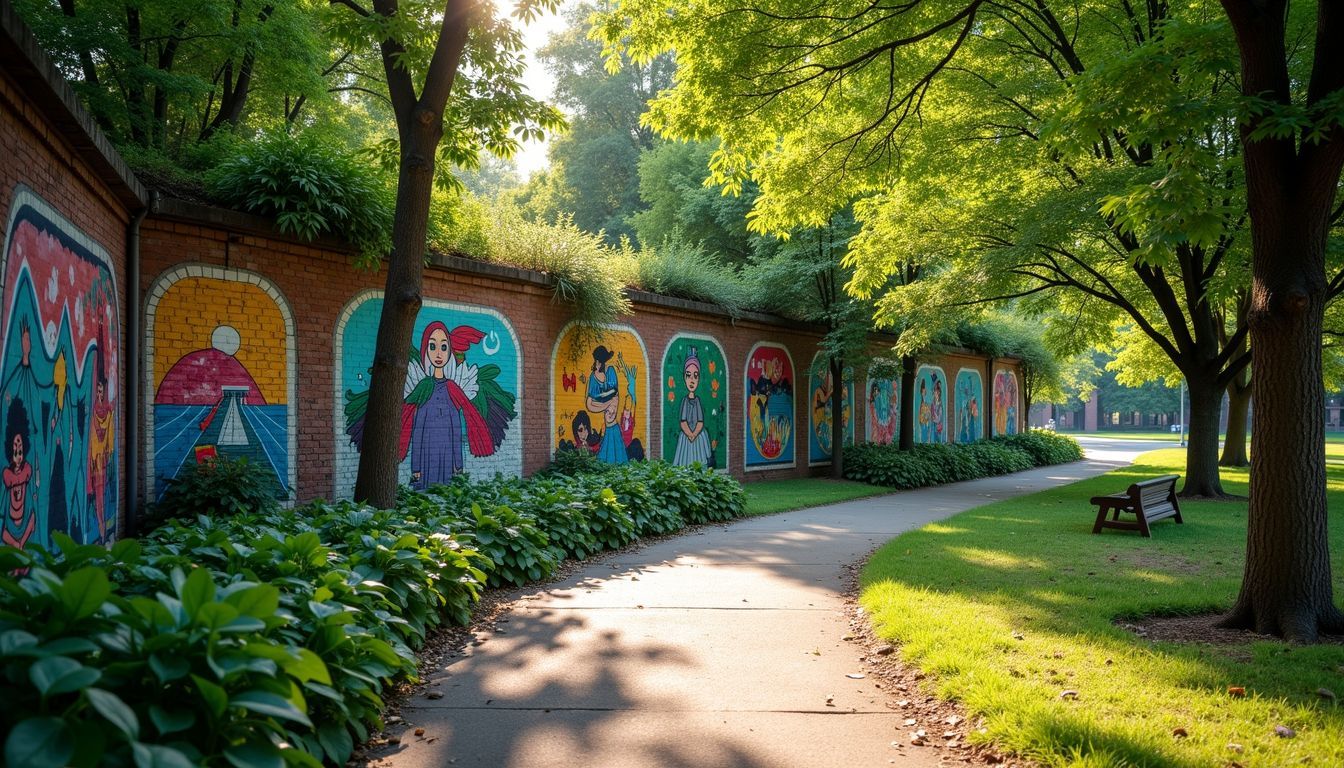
[345,322,516,489]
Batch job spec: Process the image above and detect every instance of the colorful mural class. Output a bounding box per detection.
[914,365,948,444]
[147,267,293,502]
[1,187,119,548]
[661,334,726,469]
[336,292,521,495]
[955,369,984,443]
[866,377,899,445]
[553,323,647,463]
[808,355,854,465]
[994,369,1020,436]
[744,343,795,470]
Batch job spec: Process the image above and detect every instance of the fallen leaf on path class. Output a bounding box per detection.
[847,673,866,679]
[1172,727,1188,739]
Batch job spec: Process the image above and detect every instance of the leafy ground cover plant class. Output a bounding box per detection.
[0,461,749,767]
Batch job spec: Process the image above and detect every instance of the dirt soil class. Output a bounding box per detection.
[1120,613,1344,646]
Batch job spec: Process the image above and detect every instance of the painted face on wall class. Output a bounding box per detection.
[427,327,451,371]
[10,434,22,468]
[685,364,700,394]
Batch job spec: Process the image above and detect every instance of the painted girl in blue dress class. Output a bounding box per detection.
[586,345,628,464]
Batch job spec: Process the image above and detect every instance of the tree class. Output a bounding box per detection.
[749,213,870,477]
[17,0,330,151]
[515,2,672,242]
[1217,0,1344,641]
[600,0,1343,639]
[331,0,562,507]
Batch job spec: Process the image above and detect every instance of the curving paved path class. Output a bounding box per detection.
[364,437,1164,768]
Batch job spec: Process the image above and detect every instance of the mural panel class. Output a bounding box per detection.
[808,355,854,465]
[866,377,899,445]
[955,368,984,443]
[148,267,295,502]
[1,187,119,548]
[337,292,521,495]
[553,323,648,463]
[994,369,1020,436]
[661,334,727,469]
[744,343,795,470]
[914,365,948,444]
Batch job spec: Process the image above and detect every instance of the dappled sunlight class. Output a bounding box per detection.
[920,523,971,535]
[946,546,1050,571]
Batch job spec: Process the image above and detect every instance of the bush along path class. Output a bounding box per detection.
[358,442,1136,768]
[0,461,744,768]
[844,432,1085,489]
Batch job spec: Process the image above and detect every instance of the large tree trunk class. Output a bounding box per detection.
[1218,0,1344,642]
[1220,372,1250,467]
[830,357,844,479]
[898,355,916,450]
[1181,378,1226,497]
[1223,226,1342,639]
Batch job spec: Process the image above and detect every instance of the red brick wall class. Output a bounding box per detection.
[138,210,1023,504]
[1,59,132,538]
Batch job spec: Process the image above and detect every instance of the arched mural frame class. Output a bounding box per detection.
[993,367,1021,436]
[659,331,729,472]
[144,263,294,503]
[914,364,949,444]
[953,366,985,444]
[333,289,524,497]
[743,341,796,472]
[807,351,855,467]
[548,320,650,462]
[864,374,900,445]
[3,185,121,546]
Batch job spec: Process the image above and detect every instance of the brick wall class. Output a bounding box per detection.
[137,202,1024,504]
[1,16,139,544]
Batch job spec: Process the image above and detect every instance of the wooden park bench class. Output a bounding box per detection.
[1090,474,1183,537]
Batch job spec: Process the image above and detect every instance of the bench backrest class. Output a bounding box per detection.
[1129,475,1179,510]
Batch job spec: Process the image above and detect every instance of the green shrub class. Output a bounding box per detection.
[205,130,393,263]
[150,456,283,524]
[991,431,1084,465]
[0,461,747,767]
[539,446,604,477]
[845,438,1042,489]
[960,441,1035,476]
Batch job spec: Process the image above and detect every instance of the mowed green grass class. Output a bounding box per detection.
[861,448,1344,767]
[742,477,891,516]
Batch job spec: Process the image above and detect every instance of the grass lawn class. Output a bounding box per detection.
[742,477,891,516]
[861,448,1344,767]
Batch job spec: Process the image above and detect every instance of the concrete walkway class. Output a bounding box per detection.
[368,438,1163,768]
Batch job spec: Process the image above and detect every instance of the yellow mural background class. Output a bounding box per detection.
[553,326,648,458]
[153,277,288,404]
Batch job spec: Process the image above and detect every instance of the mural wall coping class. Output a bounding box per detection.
[1,0,146,209]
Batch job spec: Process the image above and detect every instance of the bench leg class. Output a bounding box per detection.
[1092,506,1109,534]
[1137,513,1152,538]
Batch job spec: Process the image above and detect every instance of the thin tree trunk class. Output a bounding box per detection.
[352,117,438,507]
[898,355,916,450]
[829,357,844,479]
[352,0,470,508]
[1181,379,1225,497]
[1220,373,1250,467]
